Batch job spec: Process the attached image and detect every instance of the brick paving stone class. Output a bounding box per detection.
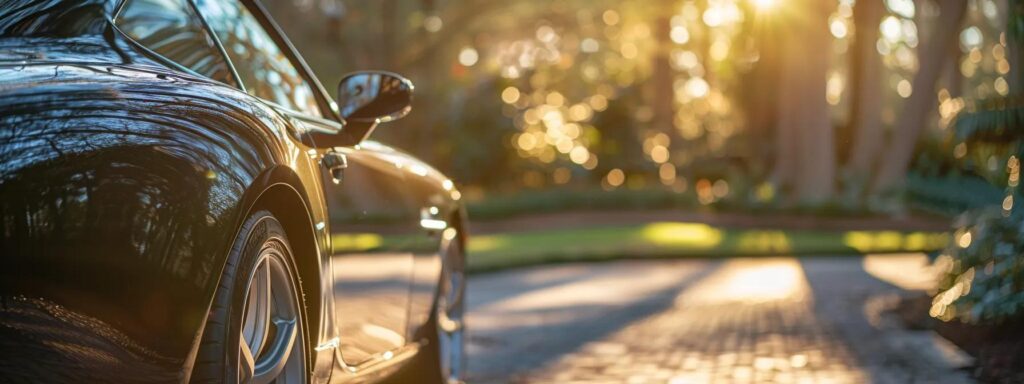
[469,257,975,384]
[524,296,866,383]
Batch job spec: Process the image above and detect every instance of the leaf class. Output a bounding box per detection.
[953,97,1024,143]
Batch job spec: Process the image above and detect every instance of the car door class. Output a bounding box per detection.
[318,145,419,365]
[192,0,417,366]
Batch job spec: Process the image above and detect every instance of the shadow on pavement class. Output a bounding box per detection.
[467,260,721,382]
[800,256,974,384]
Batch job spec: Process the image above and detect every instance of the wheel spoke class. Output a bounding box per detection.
[239,245,304,384]
[240,337,256,382]
[252,318,297,384]
[254,261,272,355]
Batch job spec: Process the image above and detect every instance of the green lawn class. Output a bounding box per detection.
[466,222,950,273]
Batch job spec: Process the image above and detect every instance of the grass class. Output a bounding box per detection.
[465,222,950,273]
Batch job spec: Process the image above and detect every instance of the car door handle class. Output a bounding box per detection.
[322,151,348,183]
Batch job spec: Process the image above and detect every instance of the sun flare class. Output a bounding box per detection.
[752,0,777,11]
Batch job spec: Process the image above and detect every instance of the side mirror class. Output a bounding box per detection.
[305,71,414,148]
[337,71,414,124]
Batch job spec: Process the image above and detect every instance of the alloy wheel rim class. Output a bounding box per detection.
[239,245,304,384]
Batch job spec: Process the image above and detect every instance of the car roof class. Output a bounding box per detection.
[0,0,120,38]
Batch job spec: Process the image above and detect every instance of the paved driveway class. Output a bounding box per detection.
[466,255,973,384]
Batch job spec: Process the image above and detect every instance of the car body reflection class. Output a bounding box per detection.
[0,1,466,382]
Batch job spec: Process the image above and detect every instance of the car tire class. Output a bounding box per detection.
[191,210,307,384]
[412,232,467,384]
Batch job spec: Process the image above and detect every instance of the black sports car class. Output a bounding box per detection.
[0,1,466,383]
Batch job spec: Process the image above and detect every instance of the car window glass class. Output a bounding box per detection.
[194,0,322,117]
[115,0,235,86]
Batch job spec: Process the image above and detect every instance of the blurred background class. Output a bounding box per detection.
[266,0,1023,382]
[266,0,1016,215]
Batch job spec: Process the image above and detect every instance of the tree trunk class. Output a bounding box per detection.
[944,42,963,98]
[872,0,968,194]
[739,1,781,175]
[771,4,805,198]
[770,5,799,197]
[775,0,836,203]
[846,0,886,186]
[651,14,678,146]
[771,81,798,196]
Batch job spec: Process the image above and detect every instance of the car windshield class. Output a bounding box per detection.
[0,0,115,37]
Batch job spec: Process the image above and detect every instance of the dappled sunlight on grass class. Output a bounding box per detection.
[735,230,792,254]
[466,235,509,253]
[843,231,949,253]
[331,233,383,252]
[641,222,723,249]
[466,222,950,272]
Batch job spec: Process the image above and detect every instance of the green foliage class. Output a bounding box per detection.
[905,172,1004,216]
[932,208,1024,323]
[934,91,1024,325]
[1010,0,1024,41]
[953,97,1024,144]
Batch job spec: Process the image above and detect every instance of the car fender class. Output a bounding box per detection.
[0,57,322,381]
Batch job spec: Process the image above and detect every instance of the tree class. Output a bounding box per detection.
[845,0,886,190]
[650,12,679,147]
[738,0,781,176]
[773,0,836,203]
[872,0,968,194]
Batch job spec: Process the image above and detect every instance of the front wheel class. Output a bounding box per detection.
[434,235,466,384]
[191,211,307,384]
[407,232,466,384]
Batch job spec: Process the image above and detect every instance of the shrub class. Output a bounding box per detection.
[931,207,1024,323]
